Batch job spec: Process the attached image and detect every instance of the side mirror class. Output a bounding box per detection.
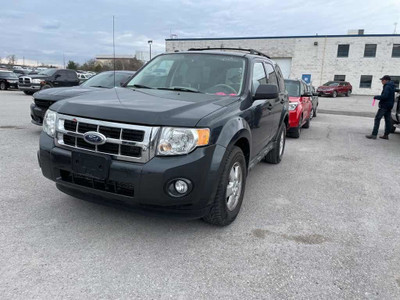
[254,84,278,100]
[302,92,312,97]
[55,74,61,79]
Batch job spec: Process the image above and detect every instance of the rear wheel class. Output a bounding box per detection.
[303,113,311,128]
[346,90,351,97]
[390,125,396,133]
[203,146,246,226]
[265,125,286,164]
[289,116,302,138]
[0,82,7,90]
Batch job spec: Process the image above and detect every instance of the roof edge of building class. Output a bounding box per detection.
[165,34,400,42]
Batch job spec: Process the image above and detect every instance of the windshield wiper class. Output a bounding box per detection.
[157,86,201,93]
[130,84,153,89]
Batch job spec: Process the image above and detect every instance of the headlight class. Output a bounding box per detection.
[157,127,210,156]
[289,102,299,111]
[43,110,57,137]
[32,79,42,84]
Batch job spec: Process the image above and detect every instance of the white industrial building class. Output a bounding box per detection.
[165,33,400,95]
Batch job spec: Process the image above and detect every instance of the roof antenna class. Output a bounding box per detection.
[113,15,116,88]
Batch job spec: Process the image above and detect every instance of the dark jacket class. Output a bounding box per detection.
[374,81,395,109]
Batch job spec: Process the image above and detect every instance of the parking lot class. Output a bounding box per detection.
[1,90,400,299]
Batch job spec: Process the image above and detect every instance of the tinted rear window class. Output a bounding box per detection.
[284,80,300,97]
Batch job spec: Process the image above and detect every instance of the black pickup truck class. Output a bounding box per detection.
[19,68,79,95]
[38,48,289,226]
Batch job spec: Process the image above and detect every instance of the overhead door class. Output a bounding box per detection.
[272,58,292,79]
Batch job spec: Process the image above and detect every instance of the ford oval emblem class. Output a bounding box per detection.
[83,131,107,145]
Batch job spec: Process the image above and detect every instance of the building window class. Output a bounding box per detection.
[392,44,400,57]
[334,75,346,81]
[364,44,377,57]
[337,44,350,57]
[390,76,400,88]
[360,75,373,88]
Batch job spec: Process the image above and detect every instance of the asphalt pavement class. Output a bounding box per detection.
[1,91,400,299]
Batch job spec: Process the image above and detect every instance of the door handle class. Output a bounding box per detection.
[267,103,273,110]
[280,99,285,104]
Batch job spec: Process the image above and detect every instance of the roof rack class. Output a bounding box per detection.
[187,47,271,59]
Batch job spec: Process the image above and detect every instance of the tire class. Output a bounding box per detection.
[390,125,396,133]
[289,116,302,138]
[265,125,286,164]
[41,84,52,90]
[203,146,246,226]
[23,91,34,95]
[346,90,351,97]
[332,91,337,98]
[303,113,311,128]
[0,82,7,90]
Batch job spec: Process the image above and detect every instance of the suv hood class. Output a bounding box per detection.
[25,74,49,80]
[34,86,98,101]
[51,87,239,127]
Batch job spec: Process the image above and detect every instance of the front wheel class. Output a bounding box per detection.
[390,125,396,133]
[332,91,337,98]
[23,91,34,95]
[41,84,52,90]
[265,125,286,164]
[203,146,246,226]
[0,82,7,90]
[346,90,351,97]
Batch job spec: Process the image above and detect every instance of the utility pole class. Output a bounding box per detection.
[395,22,398,34]
[63,53,66,68]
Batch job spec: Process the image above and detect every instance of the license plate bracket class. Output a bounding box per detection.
[72,152,110,180]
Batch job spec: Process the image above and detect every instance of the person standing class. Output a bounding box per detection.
[366,75,395,140]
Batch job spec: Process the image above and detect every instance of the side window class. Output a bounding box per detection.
[67,71,78,81]
[251,62,267,96]
[56,71,67,81]
[300,83,305,95]
[264,62,279,87]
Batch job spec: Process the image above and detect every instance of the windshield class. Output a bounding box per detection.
[323,82,339,87]
[81,72,132,88]
[127,53,246,96]
[38,69,58,76]
[0,72,18,79]
[284,80,300,97]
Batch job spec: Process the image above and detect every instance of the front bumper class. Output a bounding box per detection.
[317,90,334,95]
[30,103,46,125]
[288,107,302,129]
[6,81,18,89]
[19,83,41,92]
[38,132,226,218]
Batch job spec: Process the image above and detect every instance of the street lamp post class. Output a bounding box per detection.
[148,40,153,61]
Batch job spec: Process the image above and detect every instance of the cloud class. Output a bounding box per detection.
[41,20,61,30]
[0,0,399,65]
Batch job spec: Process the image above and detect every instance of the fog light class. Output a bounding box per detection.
[166,178,193,197]
[175,180,188,194]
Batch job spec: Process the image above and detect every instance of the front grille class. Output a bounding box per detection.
[35,99,55,108]
[56,114,158,163]
[60,170,134,197]
[19,77,31,84]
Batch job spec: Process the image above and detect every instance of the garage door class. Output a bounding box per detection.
[272,58,292,79]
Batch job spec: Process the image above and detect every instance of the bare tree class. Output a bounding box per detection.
[7,55,17,66]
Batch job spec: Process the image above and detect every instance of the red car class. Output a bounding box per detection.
[317,81,352,97]
[284,79,313,138]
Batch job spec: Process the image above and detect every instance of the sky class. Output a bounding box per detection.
[1,0,400,66]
